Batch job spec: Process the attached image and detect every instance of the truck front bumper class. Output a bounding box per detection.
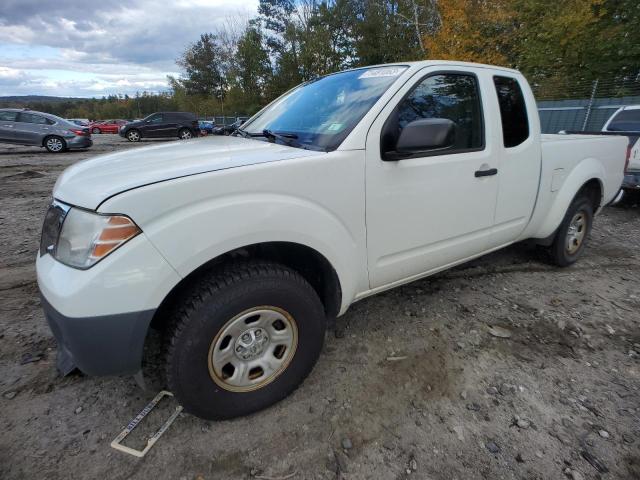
[36,233,182,376]
[41,293,154,375]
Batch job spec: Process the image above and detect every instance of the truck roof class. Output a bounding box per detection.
[343,60,522,75]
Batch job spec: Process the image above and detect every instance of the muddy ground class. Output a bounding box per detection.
[1,134,639,480]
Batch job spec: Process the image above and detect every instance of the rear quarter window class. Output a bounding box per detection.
[493,76,529,148]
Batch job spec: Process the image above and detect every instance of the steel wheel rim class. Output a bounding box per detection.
[47,138,63,151]
[566,211,587,255]
[180,130,192,139]
[208,306,298,392]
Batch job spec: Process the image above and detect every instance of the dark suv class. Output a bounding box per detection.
[119,112,199,142]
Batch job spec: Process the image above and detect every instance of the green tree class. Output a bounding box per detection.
[176,33,228,100]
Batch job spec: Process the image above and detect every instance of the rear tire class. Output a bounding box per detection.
[165,262,326,420]
[548,195,593,267]
[92,127,101,134]
[126,129,141,142]
[44,136,66,153]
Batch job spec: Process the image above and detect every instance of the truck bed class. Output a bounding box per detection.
[519,133,627,241]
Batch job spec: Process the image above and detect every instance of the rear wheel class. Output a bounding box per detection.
[178,128,193,140]
[44,136,66,153]
[126,129,141,142]
[92,127,101,134]
[165,262,326,420]
[548,195,593,266]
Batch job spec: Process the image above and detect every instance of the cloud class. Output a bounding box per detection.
[0,0,258,96]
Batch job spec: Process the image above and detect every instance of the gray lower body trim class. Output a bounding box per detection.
[40,292,155,376]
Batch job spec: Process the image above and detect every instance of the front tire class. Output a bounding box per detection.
[126,129,141,142]
[44,136,66,153]
[548,195,594,266]
[92,127,101,134]
[165,262,326,420]
[178,128,193,140]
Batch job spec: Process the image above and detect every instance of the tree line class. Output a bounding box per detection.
[3,0,638,119]
[172,0,639,114]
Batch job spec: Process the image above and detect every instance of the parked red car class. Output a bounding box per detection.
[88,119,128,134]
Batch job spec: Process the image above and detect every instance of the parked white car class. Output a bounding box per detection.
[602,105,640,194]
[37,61,627,420]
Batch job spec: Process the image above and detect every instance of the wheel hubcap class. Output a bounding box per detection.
[47,138,62,151]
[181,131,191,139]
[566,211,587,255]
[129,132,139,141]
[208,306,298,392]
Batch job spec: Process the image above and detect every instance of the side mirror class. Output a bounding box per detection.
[395,118,456,155]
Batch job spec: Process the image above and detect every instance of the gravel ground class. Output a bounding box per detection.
[1,135,639,480]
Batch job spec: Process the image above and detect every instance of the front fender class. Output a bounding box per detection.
[98,153,368,314]
[532,157,605,239]
[150,194,361,308]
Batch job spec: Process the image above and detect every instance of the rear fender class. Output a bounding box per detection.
[533,157,604,240]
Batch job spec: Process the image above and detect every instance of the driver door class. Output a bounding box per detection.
[142,114,165,137]
[365,67,500,289]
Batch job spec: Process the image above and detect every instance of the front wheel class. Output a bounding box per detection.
[44,136,66,153]
[548,195,594,266]
[126,129,141,142]
[165,262,326,420]
[178,128,193,140]
[92,127,101,134]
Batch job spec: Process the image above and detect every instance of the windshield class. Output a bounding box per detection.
[241,65,408,151]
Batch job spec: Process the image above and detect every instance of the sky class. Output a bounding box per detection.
[0,0,258,98]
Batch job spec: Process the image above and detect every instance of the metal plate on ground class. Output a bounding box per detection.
[110,390,183,458]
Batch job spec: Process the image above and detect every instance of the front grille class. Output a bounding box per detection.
[40,201,70,257]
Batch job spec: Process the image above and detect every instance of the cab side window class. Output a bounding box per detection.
[0,111,18,122]
[388,73,484,155]
[493,76,529,148]
[17,112,52,125]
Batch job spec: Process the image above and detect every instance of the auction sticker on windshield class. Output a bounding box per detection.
[359,66,406,79]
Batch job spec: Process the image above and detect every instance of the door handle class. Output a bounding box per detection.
[475,168,498,177]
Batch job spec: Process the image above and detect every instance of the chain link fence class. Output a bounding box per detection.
[535,76,640,133]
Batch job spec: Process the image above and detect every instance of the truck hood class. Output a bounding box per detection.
[54,136,324,209]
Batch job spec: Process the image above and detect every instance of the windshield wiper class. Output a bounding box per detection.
[233,128,254,138]
[260,129,306,149]
[234,128,309,150]
[262,129,299,141]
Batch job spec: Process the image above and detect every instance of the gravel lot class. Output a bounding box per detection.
[1,134,639,480]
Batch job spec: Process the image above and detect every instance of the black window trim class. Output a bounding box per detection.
[381,70,486,161]
[492,74,530,148]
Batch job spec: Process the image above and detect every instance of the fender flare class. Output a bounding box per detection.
[533,157,604,240]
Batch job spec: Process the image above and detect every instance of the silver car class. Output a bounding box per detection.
[0,109,92,153]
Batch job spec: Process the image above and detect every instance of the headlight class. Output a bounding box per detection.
[40,201,141,269]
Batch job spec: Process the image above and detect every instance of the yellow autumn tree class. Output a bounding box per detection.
[424,0,516,67]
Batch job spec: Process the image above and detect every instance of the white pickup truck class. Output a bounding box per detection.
[37,61,627,420]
